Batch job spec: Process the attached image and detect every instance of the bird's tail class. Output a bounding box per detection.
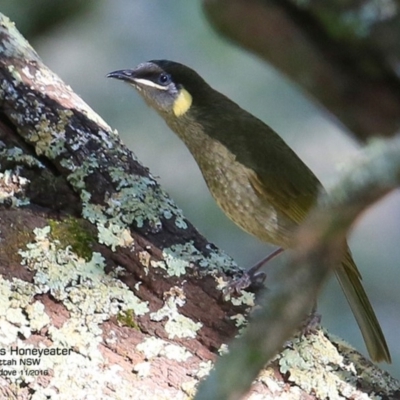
[335,250,391,362]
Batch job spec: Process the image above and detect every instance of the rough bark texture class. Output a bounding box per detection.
[203,0,400,142]
[0,12,399,400]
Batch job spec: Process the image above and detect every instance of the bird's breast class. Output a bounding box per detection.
[171,119,295,247]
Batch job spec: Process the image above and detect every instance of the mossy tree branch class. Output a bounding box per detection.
[0,13,243,399]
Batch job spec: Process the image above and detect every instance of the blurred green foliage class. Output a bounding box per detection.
[1,0,97,40]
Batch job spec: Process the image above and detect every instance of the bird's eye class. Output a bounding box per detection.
[158,73,172,86]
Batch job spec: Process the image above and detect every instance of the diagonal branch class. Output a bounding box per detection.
[196,135,400,399]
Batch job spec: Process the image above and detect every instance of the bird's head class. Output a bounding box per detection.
[107,60,210,118]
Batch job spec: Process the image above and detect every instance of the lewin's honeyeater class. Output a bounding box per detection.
[108,60,390,362]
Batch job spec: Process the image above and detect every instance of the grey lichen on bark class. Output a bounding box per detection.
[0,13,244,399]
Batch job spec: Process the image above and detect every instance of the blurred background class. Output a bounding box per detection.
[2,0,399,376]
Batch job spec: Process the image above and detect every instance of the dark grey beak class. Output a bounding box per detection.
[106,69,135,82]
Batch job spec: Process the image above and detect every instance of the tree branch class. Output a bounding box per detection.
[196,135,400,399]
[202,0,400,141]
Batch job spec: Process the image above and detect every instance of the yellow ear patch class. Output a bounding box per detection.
[173,88,192,117]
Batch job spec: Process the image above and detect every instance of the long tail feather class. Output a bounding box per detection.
[335,250,391,362]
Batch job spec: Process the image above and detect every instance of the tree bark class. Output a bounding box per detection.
[203,0,400,142]
[0,12,399,400]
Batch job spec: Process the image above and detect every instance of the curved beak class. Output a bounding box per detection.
[106,69,135,83]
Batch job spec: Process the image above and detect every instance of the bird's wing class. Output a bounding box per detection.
[204,95,322,225]
[241,122,322,226]
[247,167,318,225]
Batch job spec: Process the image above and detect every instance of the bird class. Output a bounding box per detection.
[107,60,390,362]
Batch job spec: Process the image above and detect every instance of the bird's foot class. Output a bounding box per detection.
[227,270,267,294]
[226,247,284,293]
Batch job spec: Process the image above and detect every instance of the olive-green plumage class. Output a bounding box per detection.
[108,60,390,362]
